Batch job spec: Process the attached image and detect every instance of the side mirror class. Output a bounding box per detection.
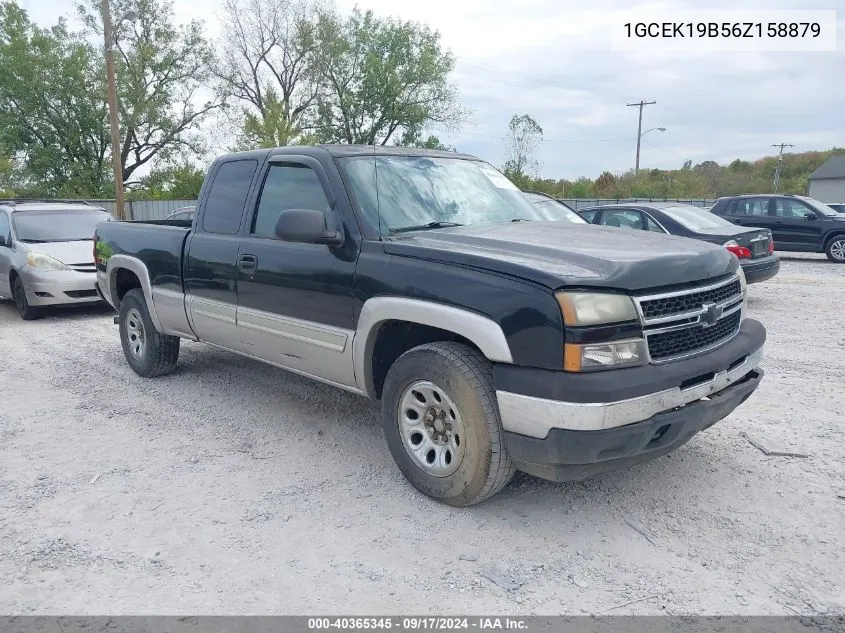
[274,208,344,246]
[0,234,10,248]
[805,212,818,221]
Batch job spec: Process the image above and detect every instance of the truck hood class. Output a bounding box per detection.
[383,222,737,291]
[22,240,93,265]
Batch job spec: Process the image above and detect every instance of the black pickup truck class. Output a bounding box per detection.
[94,145,766,506]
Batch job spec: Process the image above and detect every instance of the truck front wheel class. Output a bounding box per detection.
[119,288,180,377]
[381,342,515,506]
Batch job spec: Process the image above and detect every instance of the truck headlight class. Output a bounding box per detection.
[26,252,70,271]
[556,291,638,326]
[564,339,648,372]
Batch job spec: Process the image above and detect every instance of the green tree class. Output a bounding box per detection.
[0,2,110,196]
[237,90,317,149]
[133,162,205,199]
[502,114,543,183]
[314,8,463,145]
[217,0,326,148]
[77,0,220,185]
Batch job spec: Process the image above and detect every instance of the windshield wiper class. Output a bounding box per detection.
[389,221,464,234]
[511,218,532,222]
[18,238,49,243]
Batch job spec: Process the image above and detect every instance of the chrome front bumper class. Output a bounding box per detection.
[497,345,764,439]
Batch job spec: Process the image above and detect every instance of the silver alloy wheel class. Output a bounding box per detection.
[398,380,465,477]
[830,239,845,262]
[125,307,146,359]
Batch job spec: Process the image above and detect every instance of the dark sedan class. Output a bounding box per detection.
[580,202,780,284]
[521,191,588,224]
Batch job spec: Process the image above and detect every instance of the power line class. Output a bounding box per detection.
[771,142,794,192]
[626,100,656,173]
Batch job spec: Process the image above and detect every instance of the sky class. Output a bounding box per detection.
[22,0,845,180]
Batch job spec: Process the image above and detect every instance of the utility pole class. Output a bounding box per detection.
[627,100,656,173]
[101,0,125,220]
[771,142,794,193]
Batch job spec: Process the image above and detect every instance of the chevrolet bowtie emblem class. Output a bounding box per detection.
[700,302,723,327]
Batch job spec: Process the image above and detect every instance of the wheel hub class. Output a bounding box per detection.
[398,380,465,477]
[125,307,146,359]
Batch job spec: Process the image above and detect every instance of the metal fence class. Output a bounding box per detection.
[42,197,718,219]
[559,198,718,210]
[70,199,197,220]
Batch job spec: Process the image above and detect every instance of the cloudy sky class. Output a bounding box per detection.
[23,0,845,179]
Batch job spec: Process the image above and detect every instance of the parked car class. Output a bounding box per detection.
[94,145,765,506]
[709,194,845,263]
[164,206,195,222]
[520,191,586,223]
[0,200,114,319]
[579,202,780,284]
[827,203,845,214]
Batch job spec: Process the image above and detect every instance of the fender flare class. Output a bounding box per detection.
[104,255,164,332]
[352,297,514,398]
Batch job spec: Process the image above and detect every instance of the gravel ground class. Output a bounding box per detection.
[0,254,843,616]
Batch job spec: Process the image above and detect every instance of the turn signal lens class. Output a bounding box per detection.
[768,239,775,255]
[564,339,648,372]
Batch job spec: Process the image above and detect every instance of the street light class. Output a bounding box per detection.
[101,1,135,220]
[635,127,666,173]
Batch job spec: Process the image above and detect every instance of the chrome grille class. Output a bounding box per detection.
[635,275,744,363]
[647,310,741,361]
[639,278,741,320]
[67,263,96,273]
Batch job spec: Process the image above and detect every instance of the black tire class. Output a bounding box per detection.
[118,288,180,377]
[12,276,41,320]
[381,341,515,506]
[824,235,845,263]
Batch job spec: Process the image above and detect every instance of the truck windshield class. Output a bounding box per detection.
[339,156,565,234]
[12,209,114,242]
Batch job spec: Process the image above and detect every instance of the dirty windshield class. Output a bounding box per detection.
[340,155,570,235]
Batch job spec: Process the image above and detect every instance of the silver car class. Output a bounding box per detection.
[0,201,115,319]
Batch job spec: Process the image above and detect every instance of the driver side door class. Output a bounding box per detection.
[771,198,824,251]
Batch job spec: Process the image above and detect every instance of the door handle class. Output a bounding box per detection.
[775,221,784,225]
[238,254,257,273]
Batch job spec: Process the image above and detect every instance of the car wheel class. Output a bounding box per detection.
[381,341,515,506]
[119,288,180,377]
[825,236,845,263]
[12,276,41,320]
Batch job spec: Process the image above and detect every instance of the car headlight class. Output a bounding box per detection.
[556,291,638,326]
[564,339,648,372]
[26,252,70,271]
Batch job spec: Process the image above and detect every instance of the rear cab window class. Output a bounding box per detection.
[201,160,259,235]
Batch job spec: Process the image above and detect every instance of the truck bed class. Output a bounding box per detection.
[95,221,191,290]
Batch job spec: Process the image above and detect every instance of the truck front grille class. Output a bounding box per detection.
[635,275,744,363]
[647,311,742,361]
[639,278,741,320]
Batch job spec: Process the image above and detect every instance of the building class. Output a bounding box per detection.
[808,155,845,203]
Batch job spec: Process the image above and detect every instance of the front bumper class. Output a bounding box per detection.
[495,318,766,482]
[19,268,102,306]
[741,254,780,284]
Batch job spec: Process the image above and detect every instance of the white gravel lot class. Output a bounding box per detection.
[0,254,843,616]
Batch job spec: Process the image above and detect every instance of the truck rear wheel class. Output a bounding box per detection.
[118,288,180,377]
[381,341,515,506]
